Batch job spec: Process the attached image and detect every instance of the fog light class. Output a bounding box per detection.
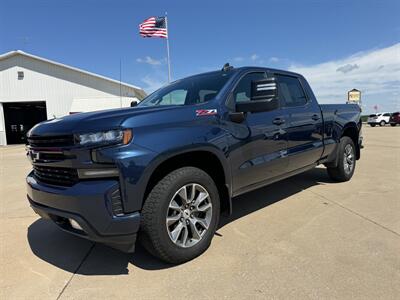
[78,168,119,179]
[69,218,83,231]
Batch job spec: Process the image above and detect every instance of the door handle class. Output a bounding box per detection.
[272,118,285,125]
[312,114,320,121]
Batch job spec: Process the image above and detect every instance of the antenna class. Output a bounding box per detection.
[222,63,233,72]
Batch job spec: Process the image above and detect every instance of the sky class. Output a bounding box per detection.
[0,0,399,113]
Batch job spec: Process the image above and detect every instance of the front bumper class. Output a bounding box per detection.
[27,172,140,252]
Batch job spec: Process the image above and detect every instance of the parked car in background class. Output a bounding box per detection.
[389,112,400,126]
[367,112,391,127]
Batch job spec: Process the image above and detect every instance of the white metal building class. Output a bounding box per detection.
[0,50,146,145]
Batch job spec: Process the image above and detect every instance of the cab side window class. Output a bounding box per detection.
[233,72,267,103]
[276,75,307,107]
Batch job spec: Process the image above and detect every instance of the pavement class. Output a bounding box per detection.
[0,126,399,299]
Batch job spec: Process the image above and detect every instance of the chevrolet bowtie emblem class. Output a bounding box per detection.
[30,151,40,162]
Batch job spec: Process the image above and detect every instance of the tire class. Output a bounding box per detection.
[379,120,386,127]
[370,124,376,127]
[139,167,220,264]
[327,136,356,182]
[390,123,396,127]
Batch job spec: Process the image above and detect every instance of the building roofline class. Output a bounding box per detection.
[0,50,146,97]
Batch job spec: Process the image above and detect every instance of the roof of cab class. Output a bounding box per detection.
[182,66,303,80]
[233,66,303,77]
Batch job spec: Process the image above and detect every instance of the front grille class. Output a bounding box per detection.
[33,166,79,186]
[35,152,67,161]
[28,135,75,147]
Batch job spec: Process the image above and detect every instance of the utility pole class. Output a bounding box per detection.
[119,58,122,108]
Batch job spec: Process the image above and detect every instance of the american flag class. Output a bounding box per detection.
[139,16,168,38]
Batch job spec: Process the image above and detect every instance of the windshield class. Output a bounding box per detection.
[138,72,233,107]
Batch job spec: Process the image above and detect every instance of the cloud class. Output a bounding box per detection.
[336,63,359,73]
[377,65,385,71]
[136,56,163,66]
[289,43,400,113]
[250,54,259,61]
[269,57,280,63]
[141,74,167,93]
[232,55,277,65]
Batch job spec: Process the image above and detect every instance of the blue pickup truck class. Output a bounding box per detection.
[26,65,362,263]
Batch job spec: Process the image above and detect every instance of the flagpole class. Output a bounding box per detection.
[165,12,171,83]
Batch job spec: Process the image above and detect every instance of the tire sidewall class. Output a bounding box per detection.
[144,167,220,262]
[338,137,356,181]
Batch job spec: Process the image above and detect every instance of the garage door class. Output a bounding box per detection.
[3,101,47,144]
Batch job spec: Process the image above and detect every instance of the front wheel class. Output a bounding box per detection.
[370,124,376,127]
[327,136,356,182]
[390,123,397,127]
[140,167,220,264]
[379,120,386,126]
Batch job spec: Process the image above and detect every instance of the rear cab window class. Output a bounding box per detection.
[275,75,308,107]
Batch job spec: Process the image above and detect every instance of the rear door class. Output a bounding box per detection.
[275,74,323,172]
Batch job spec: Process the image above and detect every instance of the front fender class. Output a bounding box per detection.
[132,144,232,211]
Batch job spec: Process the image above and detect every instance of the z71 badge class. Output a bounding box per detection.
[196,109,218,116]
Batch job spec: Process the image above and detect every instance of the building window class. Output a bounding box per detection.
[18,71,24,80]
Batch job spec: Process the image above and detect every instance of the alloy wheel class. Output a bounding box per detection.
[343,144,354,174]
[166,183,213,248]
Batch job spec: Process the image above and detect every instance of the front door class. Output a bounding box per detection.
[226,72,289,194]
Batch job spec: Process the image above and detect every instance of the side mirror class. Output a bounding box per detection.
[236,78,279,113]
[251,77,278,101]
[236,98,278,113]
[130,101,138,107]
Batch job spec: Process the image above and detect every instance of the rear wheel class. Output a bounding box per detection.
[379,120,386,126]
[140,167,220,264]
[370,124,376,127]
[390,123,397,127]
[327,136,356,182]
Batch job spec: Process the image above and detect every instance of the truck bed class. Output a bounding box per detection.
[320,104,361,126]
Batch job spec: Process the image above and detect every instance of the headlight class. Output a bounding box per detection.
[76,129,132,146]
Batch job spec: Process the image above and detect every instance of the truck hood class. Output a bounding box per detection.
[29,105,184,136]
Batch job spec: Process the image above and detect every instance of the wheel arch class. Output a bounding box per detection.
[141,146,232,215]
[324,122,360,168]
[341,122,360,160]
